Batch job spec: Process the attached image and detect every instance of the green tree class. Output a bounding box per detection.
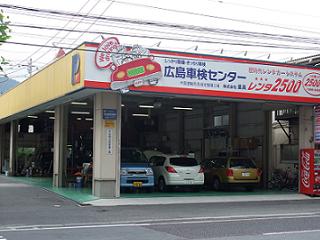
[0,10,10,72]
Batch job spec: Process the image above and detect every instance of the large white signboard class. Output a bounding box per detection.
[84,39,320,103]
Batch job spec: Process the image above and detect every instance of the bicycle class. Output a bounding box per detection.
[268,167,298,191]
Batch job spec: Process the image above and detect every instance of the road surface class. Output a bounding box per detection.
[1,176,320,240]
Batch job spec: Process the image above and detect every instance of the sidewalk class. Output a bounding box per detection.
[3,175,319,207]
[4,176,98,203]
[85,192,317,206]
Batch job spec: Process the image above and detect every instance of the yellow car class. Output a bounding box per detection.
[202,157,262,191]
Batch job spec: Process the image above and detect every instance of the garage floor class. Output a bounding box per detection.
[6,176,98,203]
[6,176,298,204]
[120,189,297,198]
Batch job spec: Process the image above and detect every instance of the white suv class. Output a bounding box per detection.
[149,154,204,191]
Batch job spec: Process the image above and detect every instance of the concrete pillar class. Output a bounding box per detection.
[0,125,5,173]
[53,105,68,187]
[263,111,272,188]
[229,103,237,153]
[299,106,314,149]
[93,92,121,198]
[177,112,185,154]
[9,120,18,176]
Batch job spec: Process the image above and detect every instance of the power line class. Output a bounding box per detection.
[12,22,318,50]
[3,2,320,50]
[3,3,320,78]
[68,0,114,46]
[2,39,320,79]
[99,0,320,35]
[9,24,320,51]
[3,38,320,55]
[5,3,320,48]
[5,0,93,73]
[10,14,320,47]
[11,27,314,61]
[207,0,320,20]
[13,31,78,42]
[4,3,320,40]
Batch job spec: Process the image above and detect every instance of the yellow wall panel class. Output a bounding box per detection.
[0,46,86,119]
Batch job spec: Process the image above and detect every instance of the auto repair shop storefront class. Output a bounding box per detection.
[0,37,318,198]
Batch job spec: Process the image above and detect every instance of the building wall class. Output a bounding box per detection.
[0,47,86,120]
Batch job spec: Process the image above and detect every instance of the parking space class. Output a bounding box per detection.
[118,95,299,196]
[2,92,300,198]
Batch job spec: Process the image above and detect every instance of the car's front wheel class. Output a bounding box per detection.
[158,178,167,192]
[245,186,254,192]
[213,178,221,191]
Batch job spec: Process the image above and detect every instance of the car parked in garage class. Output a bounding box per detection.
[143,149,164,161]
[120,148,154,191]
[202,156,262,191]
[149,154,204,191]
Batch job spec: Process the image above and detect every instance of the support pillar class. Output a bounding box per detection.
[93,92,121,198]
[0,125,5,173]
[53,105,68,187]
[177,112,185,154]
[9,120,18,176]
[263,111,272,188]
[229,103,237,153]
[299,106,314,149]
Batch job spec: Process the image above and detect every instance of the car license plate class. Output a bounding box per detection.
[132,181,143,187]
[242,172,250,177]
[185,179,194,184]
[133,79,144,87]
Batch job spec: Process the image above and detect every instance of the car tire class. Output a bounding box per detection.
[146,187,154,193]
[245,186,254,192]
[192,186,202,192]
[158,178,167,192]
[213,178,221,191]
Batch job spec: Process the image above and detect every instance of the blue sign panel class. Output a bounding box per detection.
[71,54,80,85]
[103,109,117,120]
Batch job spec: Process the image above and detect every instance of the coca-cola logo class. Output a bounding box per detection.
[301,151,310,188]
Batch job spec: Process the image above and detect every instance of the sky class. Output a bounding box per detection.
[1,0,320,82]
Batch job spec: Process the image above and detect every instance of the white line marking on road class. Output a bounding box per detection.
[102,211,320,224]
[263,229,320,235]
[2,211,319,230]
[0,214,320,233]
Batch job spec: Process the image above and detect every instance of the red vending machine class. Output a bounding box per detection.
[300,148,320,196]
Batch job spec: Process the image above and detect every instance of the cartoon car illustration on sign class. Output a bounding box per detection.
[110,57,162,90]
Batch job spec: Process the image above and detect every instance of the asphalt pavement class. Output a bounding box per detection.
[1,175,320,240]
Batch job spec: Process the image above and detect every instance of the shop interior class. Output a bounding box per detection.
[3,94,300,194]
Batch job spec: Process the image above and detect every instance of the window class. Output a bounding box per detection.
[170,157,198,166]
[214,116,222,127]
[213,158,226,168]
[121,148,148,163]
[229,158,256,169]
[222,115,229,126]
[280,144,298,163]
[214,114,229,127]
[150,156,166,166]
